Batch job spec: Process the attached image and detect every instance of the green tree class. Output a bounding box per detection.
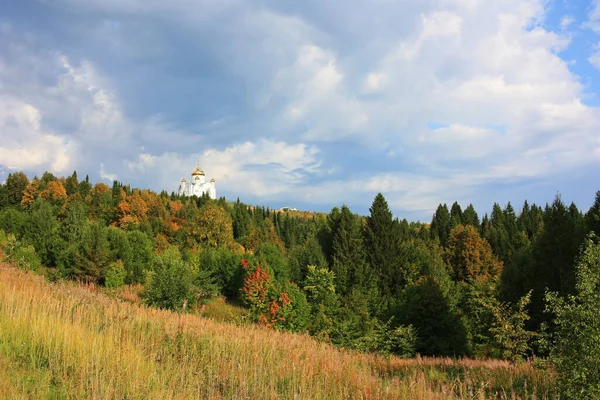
[399,276,468,356]
[543,234,600,399]
[364,193,404,306]
[586,191,600,235]
[288,232,327,283]
[144,247,196,311]
[529,195,586,326]
[330,205,367,296]
[65,170,79,196]
[430,204,451,246]
[4,172,29,207]
[450,201,463,228]
[462,204,480,229]
[487,290,536,362]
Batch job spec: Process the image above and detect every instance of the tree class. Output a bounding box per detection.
[4,171,29,206]
[364,193,404,304]
[529,195,586,326]
[543,234,600,399]
[399,276,468,356]
[65,171,79,196]
[192,203,234,248]
[444,224,503,283]
[487,290,536,362]
[430,204,451,246]
[450,201,463,228]
[330,205,367,296]
[20,178,40,209]
[144,247,196,311]
[586,191,600,235]
[303,265,339,339]
[462,204,480,229]
[39,180,68,205]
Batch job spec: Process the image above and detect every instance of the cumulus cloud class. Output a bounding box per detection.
[1,0,599,218]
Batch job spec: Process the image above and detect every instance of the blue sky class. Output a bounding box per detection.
[1,0,599,220]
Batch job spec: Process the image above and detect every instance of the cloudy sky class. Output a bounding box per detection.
[1,0,599,220]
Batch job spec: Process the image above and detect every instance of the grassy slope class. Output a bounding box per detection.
[0,264,558,399]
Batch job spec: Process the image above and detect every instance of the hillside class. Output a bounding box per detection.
[0,264,557,399]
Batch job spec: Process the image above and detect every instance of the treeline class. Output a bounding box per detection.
[1,170,599,364]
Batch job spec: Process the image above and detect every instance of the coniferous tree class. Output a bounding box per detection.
[64,171,79,196]
[462,204,480,229]
[430,204,451,246]
[529,195,586,327]
[586,191,600,235]
[365,193,404,308]
[330,205,367,296]
[450,201,463,228]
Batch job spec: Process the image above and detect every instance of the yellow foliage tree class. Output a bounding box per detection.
[444,224,503,282]
[191,203,234,248]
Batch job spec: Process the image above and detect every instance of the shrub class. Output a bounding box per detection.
[354,319,416,357]
[14,244,42,271]
[104,260,127,288]
[144,248,196,311]
[4,233,41,271]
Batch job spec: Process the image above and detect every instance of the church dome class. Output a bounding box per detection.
[210,178,215,183]
[191,166,205,176]
[181,177,187,182]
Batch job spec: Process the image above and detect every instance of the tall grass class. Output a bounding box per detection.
[0,264,558,399]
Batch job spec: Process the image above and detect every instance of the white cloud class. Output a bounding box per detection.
[0,97,74,173]
[560,16,574,31]
[1,0,599,217]
[125,139,320,197]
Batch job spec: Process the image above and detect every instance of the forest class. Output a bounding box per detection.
[0,170,599,397]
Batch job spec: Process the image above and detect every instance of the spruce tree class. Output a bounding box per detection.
[364,193,403,307]
[430,204,451,246]
[586,191,600,235]
[462,204,480,229]
[450,201,463,228]
[331,205,367,296]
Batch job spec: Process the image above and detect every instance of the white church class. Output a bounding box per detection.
[178,165,216,199]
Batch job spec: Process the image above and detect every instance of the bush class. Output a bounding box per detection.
[353,319,416,357]
[14,244,42,271]
[543,234,600,399]
[144,248,196,311]
[4,233,41,271]
[104,260,127,288]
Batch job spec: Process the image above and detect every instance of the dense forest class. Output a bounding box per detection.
[0,170,599,387]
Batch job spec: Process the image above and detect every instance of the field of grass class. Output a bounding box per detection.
[0,263,559,399]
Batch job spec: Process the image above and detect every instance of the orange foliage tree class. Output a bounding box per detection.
[20,178,40,209]
[39,180,67,205]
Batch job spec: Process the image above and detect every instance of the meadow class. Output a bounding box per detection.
[0,264,558,399]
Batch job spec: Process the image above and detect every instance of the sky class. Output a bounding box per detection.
[0,0,599,221]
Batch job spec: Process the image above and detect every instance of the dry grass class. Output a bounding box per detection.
[0,264,559,399]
